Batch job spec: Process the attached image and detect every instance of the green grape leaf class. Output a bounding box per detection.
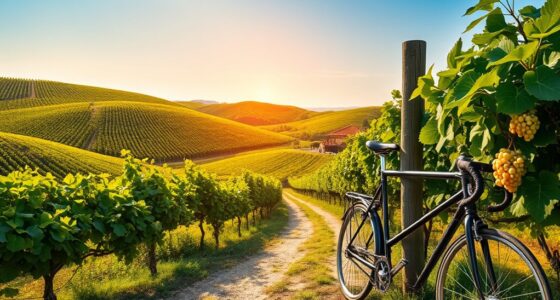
[419,118,438,145]
[26,225,43,240]
[544,51,560,68]
[447,39,463,68]
[472,30,504,46]
[486,8,507,32]
[465,0,499,16]
[111,223,127,237]
[487,41,539,67]
[517,171,560,223]
[464,12,489,33]
[495,82,536,114]
[523,65,560,100]
[523,0,560,39]
[92,220,106,233]
[6,234,32,252]
[519,5,541,19]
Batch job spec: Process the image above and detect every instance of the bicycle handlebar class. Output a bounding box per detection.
[456,156,485,207]
[456,157,513,212]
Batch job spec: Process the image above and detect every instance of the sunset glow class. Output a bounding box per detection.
[0,0,542,107]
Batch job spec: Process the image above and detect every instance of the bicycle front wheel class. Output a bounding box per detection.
[436,228,551,300]
[337,203,376,300]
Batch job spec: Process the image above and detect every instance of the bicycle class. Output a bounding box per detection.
[337,141,552,299]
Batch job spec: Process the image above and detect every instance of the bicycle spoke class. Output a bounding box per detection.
[497,274,534,296]
[446,271,475,296]
[438,231,548,300]
[500,290,542,299]
[443,287,475,300]
[338,204,375,298]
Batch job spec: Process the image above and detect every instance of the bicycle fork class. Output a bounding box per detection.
[461,169,498,299]
[465,211,499,299]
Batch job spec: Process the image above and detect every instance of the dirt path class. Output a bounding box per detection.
[82,103,98,150]
[169,198,313,300]
[283,191,342,278]
[29,81,36,99]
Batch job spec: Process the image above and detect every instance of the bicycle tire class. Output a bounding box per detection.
[436,228,552,299]
[337,203,376,300]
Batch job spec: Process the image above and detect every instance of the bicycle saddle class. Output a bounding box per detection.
[366,140,400,154]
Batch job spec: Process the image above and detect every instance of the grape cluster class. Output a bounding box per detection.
[492,148,526,193]
[509,111,540,141]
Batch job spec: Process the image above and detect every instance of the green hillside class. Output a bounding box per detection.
[261,106,381,139]
[195,101,319,125]
[0,77,173,110]
[0,132,122,177]
[201,149,333,181]
[177,101,210,110]
[0,101,292,161]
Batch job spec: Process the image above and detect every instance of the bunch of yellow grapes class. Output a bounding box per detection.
[508,111,540,141]
[492,148,526,193]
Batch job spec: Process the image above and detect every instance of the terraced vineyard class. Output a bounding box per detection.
[201,149,333,181]
[0,101,293,161]
[0,132,122,177]
[261,106,381,139]
[0,78,32,100]
[0,77,173,110]
[195,101,319,125]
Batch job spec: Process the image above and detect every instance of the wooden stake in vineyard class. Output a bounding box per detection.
[400,40,426,294]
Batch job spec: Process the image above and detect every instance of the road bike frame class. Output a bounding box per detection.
[344,154,494,296]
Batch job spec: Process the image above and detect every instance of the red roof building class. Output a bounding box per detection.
[320,125,361,153]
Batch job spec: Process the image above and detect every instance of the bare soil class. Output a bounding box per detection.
[168,198,313,300]
[283,192,342,279]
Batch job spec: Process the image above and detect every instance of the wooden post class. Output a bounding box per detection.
[400,40,426,293]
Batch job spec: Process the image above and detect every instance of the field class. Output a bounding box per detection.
[0,132,122,177]
[261,106,381,139]
[201,149,333,181]
[194,101,319,125]
[0,78,173,110]
[0,101,293,161]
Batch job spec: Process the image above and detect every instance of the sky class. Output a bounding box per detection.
[0,0,544,107]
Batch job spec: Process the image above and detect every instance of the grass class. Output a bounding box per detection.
[286,188,560,299]
[0,203,290,300]
[195,101,319,126]
[261,106,381,140]
[267,194,338,299]
[201,149,333,182]
[0,77,173,110]
[0,101,293,161]
[0,132,123,177]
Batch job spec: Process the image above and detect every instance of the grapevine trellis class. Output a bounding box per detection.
[0,151,282,300]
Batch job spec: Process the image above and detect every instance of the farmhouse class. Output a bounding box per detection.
[319,125,361,153]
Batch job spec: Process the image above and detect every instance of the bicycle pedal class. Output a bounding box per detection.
[390,259,408,276]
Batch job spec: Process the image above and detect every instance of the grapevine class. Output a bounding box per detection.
[0,151,283,299]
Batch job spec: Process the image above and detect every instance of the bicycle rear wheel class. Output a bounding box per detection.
[436,228,551,299]
[337,203,376,300]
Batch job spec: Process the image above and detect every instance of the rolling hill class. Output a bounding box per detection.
[0,77,174,110]
[0,132,123,177]
[0,101,293,161]
[201,149,333,181]
[193,101,319,125]
[260,106,381,139]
